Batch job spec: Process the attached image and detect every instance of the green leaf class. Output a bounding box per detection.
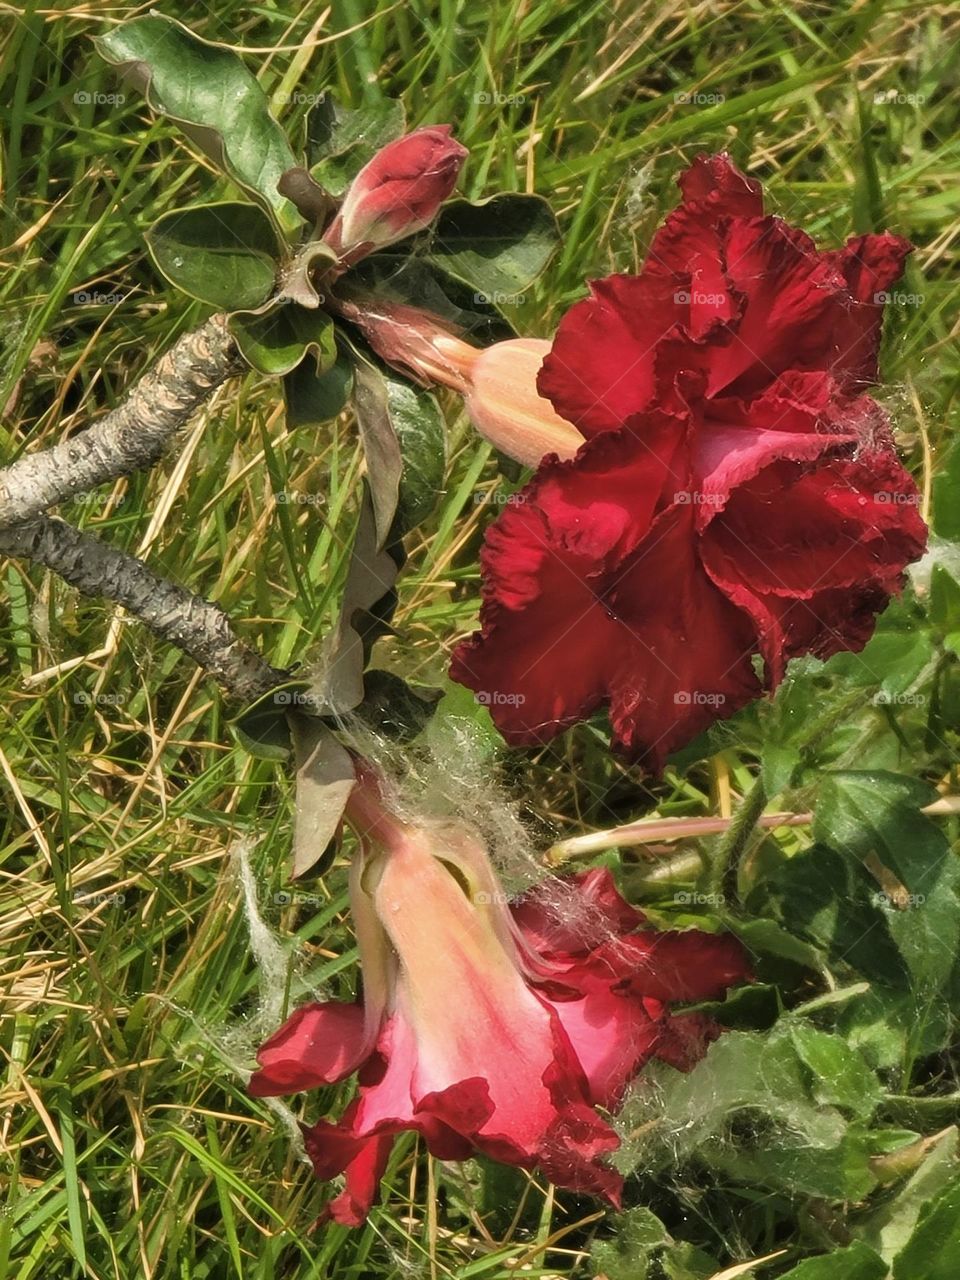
[615,1024,880,1201]
[893,1173,960,1278]
[353,670,442,741]
[312,486,404,715]
[933,439,960,540]
[306,94,406,195]
[229,304,336,376]
[283,346,354,427]
[789,1024,881,1120]
[590,1208,671,1280]
[813,770,946,896]
[95,14,300,235]
[288,715,355,880]
[349,360,447,547]
[145,202,280,309]
[747,845,909,989]
[779,1242,888,1279]
[345,255,515,342]
[860,1128,960,1264]
[352,359,403,549]
[386,376,446,531]
[425,194,559,298]
[930,564,960,656]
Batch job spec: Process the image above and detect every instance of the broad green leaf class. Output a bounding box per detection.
[789,1024,881,1120]
[386,377,446,530]
[229,304,336,375]
[893,1173,960,1278]
[352,360,403,549]
[354,670,442,741]
[615,1025,879,1201]
[283,347,354,427]
[230,682,312,760]
[590,1208,672,1280]
[349,361,447,547]
[426,194,560,297]
[306,94,406,195]
[95,14,300,235]
[813,770,946,896]
[311,486,404,714]
[288,715,355,880]
[778,1242,888,1279]
[861,1128,960,1264]
[930,564,960,656]
[146,202,280,309]
[747,845,910,989]
[933,439,960,540]
[345,255,514,343]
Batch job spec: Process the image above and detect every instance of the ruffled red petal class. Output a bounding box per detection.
[450,420,688,746]
[537,274,681,434]
[700,449,927,682]
[824,232,912,386]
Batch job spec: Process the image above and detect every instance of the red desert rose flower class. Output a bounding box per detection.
[324,124,467,262]
[249,767,749,1226]
[450,153,928,768]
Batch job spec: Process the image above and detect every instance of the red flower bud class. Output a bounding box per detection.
[325,125,467,261]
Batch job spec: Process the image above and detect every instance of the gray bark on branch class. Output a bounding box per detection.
[0,314,241,529]
[0,516,285,706]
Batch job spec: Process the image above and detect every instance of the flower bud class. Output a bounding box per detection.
[325,125,467,261]
[465,339,585,466]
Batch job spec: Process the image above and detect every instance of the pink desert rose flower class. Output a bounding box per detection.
[448,153,927,769]
[249,767,750,1225]
[324,125,468,262]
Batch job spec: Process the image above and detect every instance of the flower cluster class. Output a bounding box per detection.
[250,768,749,1225]
[450,154,927,768]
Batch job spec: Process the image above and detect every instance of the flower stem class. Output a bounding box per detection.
[705,775,767,905]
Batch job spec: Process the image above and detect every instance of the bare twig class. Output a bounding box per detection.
[0,315,241,529]
[0,516,284,705]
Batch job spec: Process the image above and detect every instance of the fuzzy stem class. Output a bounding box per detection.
[705,775,768,903]
[0,515,283,705]
[0,315,241,529]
